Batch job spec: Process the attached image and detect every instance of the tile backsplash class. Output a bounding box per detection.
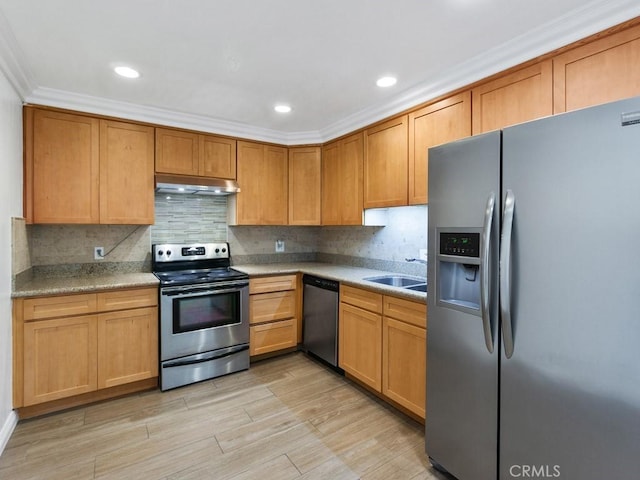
[18,192,428,277]
[152,193,227,244]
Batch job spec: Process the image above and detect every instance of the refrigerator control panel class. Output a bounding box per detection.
[439,232,480,257]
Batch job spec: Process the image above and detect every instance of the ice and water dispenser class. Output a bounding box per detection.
[436,230,482,314]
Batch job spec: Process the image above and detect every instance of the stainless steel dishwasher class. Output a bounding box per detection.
[302,274,339,367]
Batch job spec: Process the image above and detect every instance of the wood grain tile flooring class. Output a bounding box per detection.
[0,352,450,480]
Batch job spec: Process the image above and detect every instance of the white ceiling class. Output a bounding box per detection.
[0,0,639,144]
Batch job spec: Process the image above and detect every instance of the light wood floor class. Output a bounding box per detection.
[0,352,449,480]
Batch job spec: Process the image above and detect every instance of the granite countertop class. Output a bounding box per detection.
[233,262,427,303]
[12,272,159,298]
[12,262,427,303]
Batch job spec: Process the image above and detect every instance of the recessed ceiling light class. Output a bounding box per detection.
[114,66,140,78]
[274,105,292,113]
[376,76,397,88]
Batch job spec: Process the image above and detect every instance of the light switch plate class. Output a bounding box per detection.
[275,240,285,253]
[419,248,428,261]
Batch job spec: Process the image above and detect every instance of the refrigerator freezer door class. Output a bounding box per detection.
[500,97,640,479]
[426,132,500,480]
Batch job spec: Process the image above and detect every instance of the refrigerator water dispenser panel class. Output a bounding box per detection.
[436,230,482,314]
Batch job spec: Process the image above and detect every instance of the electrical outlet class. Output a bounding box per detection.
[275,240,285,253]
[94,247,105,260]
[419,248,428,261]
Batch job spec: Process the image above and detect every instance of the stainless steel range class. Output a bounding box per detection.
[152,242,249,391]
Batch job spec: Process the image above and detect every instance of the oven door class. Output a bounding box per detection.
[160,281,249,361]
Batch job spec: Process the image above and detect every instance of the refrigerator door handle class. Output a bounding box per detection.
[480,192,495,353]
[500,189,516,358]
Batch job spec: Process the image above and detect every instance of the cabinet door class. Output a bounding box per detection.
[321,140,341,225]
[339,302,382,392]
[382,317,426,418]
[472,61,553,134]
[28,108,100,224]
[236,142,288,225]
[553,24,640,113]
[339,133,365,224]
[262,145,288,224]
[97,307,158,389]
[250,319,297,356]
[408,92,471,204]
[235,141,264,224]
[249,291,296,324]
[155,128,199,176]
[23,315,98,406]
[288,146,321,225]
[250,275,297,294]
[100,120,155,224]
[200,134,236,179]
[364,115,408,208]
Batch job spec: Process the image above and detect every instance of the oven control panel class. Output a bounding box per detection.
[153,243,230,262]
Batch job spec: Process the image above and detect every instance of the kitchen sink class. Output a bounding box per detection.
[404,283,427,293]
[363,275,426,288]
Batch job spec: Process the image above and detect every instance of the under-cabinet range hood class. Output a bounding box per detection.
[155,174,240,195]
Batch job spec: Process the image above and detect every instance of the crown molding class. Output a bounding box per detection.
[24,87,319,145]
[319,0,640,141]
[6,0,640,145]
[0,9,35,98]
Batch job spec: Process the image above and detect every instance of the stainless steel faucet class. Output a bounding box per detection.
[405,257,427,265]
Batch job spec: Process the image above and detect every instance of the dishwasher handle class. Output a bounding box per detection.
[302,274,339,292]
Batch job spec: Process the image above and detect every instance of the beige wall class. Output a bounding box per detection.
[0,69,24,453]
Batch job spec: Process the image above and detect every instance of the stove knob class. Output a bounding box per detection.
[166,250,172,256]
[215,248,220,253]
[222,248,227,253]
[157,250,164,256]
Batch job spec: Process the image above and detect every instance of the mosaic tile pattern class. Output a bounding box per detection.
[151,193,228,244]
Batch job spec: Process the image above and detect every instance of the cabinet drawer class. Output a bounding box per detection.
[97,287,158,312]
[250,274,297,294]
[23,293,98,321]
[383,295,427,329]
[250,291,296,324]
[250,319,297,356]
[340,285,383,313]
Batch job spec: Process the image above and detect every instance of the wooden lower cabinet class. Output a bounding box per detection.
[23,315,98,406]
[15,287,158,412]
[97,307,158,389]
[339,301,383,391]
[250,319,297,356]
[382,317,426,418]
[339,285,427,419]
[249,275,298,357]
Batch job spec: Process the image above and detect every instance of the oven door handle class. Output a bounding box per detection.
[162,345,249,368]
[162,286,245,298]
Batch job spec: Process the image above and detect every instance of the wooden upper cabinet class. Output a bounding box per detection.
[155,127,236,179]
[472,61,553,134]
[553,24,640,114]
[25,108,154,225]
[100,120,155,224]
[155,128,199,175]
[408,92,471,204]
[200,134,236,179]
[26,108,100,224]
[232,140,287,225]
[364,115,409,208]
[288,146,321,225]
[321,132,364,225]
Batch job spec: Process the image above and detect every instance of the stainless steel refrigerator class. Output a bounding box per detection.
[426,96,640,480]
